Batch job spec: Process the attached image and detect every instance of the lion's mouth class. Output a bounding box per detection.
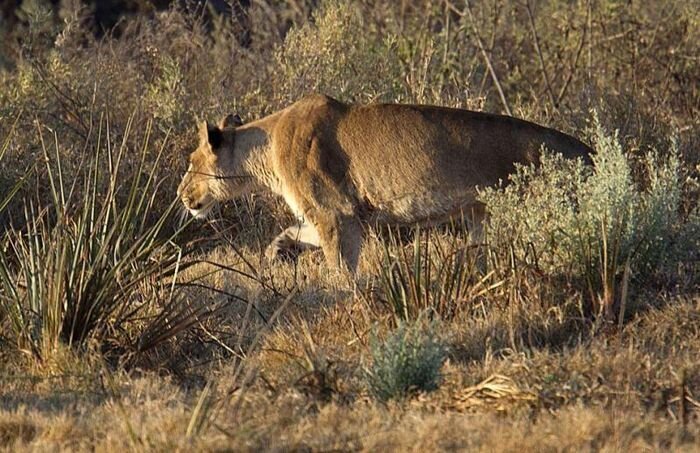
[184,199,215,220]
[188,205,212,219]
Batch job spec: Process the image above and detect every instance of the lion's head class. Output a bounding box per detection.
[177,114,246,219]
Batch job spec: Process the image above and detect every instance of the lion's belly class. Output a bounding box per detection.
[362,187,482,226]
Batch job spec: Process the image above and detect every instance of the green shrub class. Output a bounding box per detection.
[274,1,402,104]
[478,117,699,316]
[145,54,185,125]
[364,321,447,401]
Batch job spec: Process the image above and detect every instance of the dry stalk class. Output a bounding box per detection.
[523,0,557,109]
[448,0,512,116]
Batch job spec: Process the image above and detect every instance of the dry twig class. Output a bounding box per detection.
[448,0,512,115]
[523,0,557,109]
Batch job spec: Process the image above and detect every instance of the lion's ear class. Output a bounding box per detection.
[220,113,243,129]
[198,120,223,150]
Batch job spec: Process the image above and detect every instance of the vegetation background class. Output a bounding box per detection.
[0,0,698,450]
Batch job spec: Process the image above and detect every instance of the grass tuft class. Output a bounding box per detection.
[374,227,504,323]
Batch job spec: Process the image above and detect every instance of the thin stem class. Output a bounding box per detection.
[449,0,512,115]
[524,0,557,109]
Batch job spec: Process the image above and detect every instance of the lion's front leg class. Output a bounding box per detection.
[265,222,321,262]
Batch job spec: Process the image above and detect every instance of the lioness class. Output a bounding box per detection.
[178,94,592,272]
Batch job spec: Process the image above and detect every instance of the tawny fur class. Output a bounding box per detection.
[178,94,592,272]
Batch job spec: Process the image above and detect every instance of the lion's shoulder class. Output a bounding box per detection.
[283,93,344,116]
[273,94,347,138]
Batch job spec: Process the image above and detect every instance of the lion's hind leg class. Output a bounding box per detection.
[314,212,363,274]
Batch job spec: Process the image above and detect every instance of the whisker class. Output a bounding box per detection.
[188,170,253,181]
[177,205,187,228]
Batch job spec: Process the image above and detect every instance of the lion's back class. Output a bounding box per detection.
[270,97,592,224]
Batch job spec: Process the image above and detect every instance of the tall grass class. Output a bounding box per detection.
[0,118,29,215]
[0,116,209,363]
[375,227,503,323]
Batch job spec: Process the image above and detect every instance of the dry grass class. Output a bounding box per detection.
[1,290,699,451]
[1,0,699,451]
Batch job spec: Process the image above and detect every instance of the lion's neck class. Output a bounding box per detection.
[235,124,280,193]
